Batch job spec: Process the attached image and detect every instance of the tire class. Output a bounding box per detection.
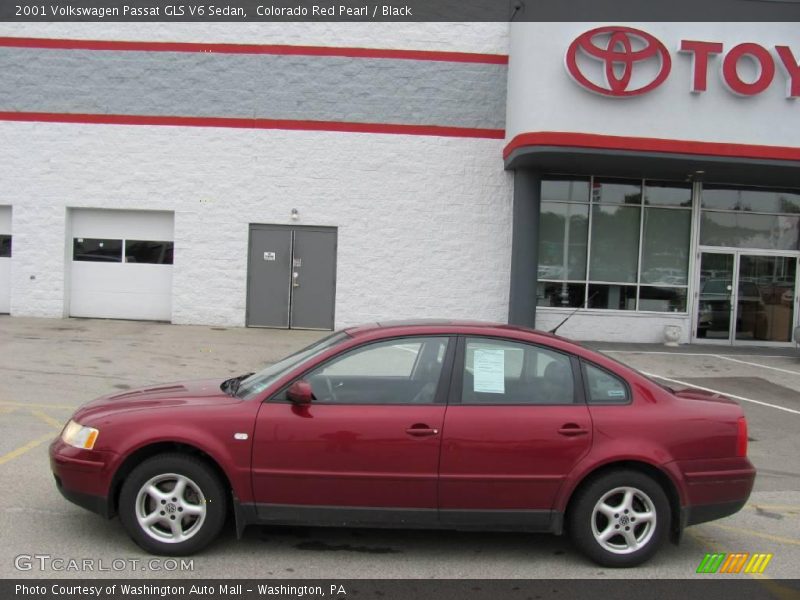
[567,470,670,568]
[119,453,227,555]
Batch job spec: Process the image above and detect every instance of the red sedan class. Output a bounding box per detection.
[50,320,755,567]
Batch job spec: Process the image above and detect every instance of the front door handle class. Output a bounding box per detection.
[406,424,439,437]
[558,423,589,436]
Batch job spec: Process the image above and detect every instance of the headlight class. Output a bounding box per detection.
[61,420,99,450]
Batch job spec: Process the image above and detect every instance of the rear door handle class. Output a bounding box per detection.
[406,425,439,437]
[558,424,589,436]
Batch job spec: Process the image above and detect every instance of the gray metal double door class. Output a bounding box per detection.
[247,225,337,329]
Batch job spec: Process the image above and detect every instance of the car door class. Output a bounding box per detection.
[438,336,592,529]
[251,336,453,524]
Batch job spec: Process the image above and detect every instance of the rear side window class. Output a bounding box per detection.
[461,338,575,405]
[583,362,630,404]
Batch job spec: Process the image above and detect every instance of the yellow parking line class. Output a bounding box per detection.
[687,530,799,598]
[705,523,800,546]
[0,401,76,410]
[30,409,64,430]
[0,406,16,415]
[0,432,55,466]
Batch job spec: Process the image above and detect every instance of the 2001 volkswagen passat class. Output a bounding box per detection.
[50,321,755,567]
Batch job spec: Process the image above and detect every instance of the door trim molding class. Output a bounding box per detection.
[233,501,559,537]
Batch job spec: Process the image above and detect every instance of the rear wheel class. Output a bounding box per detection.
[567,470,670,567]
[119,453,227,555]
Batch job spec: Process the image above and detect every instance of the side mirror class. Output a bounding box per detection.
[287,380,314,405]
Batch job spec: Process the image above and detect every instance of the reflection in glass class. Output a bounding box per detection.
[588,284,637,310]
[644,182,693,207]
[638,286,687,312]
[697,253,734,340]
[537,281,586,308]
[703,185,800,214]
[735,255,796,342]
[0,235,10,258]
[641,208,690,285]
[589,205,641,283]
[541,177,590,203]
[73,238,123,262]
[700,211,800,251]
[538,202,589,280]
[125,240,174,264]
[591,178,642,205]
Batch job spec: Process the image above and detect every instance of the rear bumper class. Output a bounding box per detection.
[683,498,749,527]
[673,457,756,529]
[50,438,116,518]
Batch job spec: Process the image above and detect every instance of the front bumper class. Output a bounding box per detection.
[49,438,117,519]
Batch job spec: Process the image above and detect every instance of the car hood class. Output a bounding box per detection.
[73,378,240,421]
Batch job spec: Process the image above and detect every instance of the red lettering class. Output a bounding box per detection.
[679,40,723,92]
[776,45,800,98]
[722,43,775,96]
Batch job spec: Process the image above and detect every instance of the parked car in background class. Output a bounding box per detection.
[50,320,755,567]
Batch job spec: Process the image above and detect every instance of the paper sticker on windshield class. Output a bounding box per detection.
[607,389,626,398]
[473,349,505,394]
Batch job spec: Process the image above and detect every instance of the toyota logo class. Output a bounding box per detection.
[566,26,672,97]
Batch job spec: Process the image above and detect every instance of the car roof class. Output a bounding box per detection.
[343,319,577,346]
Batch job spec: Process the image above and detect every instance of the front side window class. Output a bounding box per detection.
[307,337,449,405]
[461,338,575,405]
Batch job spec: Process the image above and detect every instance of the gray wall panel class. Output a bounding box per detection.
[0,48,507,129]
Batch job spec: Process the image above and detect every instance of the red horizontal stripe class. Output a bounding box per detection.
[0,111,505,140]
[0,36,508,65]
[504,132,800,162]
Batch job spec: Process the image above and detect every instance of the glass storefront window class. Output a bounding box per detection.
[589,205,641,283]
[541,176,590,203]
[644,182,693,207]
[537,281,586,308]
[538,202,589,280]
[638,286,687,313]
[591,178,642,205]
[700,211,800,251]
[537,176,691,314]
[702,185,800,214]
[640,208,691,285]
[588,284,637,310]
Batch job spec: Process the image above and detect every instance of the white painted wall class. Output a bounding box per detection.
[68,209,173,321]
[0,122,512,328]
[535,309,692,344]
[507,22,800,147]
[0,206,11,313]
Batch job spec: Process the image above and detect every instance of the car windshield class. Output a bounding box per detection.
[236,331,350,399]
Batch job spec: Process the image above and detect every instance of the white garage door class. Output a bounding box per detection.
[0,206,11,314]
[69,209,174,321]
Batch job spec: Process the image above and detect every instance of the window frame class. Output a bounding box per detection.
[579,359,633,406]
[537,175,693,314]
[268,335,457,406]
[448,336,586,407]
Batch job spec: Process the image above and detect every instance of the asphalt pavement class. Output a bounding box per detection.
[0,317,797,583]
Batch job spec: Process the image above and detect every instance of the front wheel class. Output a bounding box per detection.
[119,453,227,555]
[567,470,670,567]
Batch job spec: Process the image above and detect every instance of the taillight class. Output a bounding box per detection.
[736,417,748,457]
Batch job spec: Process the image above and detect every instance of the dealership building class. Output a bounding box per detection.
[0,22,799,345]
